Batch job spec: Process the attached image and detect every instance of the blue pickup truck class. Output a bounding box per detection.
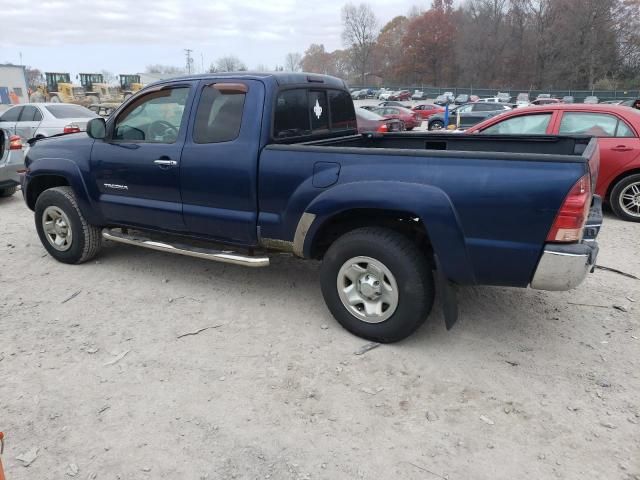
[22,72,602,342]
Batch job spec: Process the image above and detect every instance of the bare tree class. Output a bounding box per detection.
[342,3,378,85]
[215,55,247,72]
[285,52,302,72]
[145,64,184,74]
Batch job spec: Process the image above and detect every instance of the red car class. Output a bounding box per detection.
[412,103,445,119]
[371,106,421,130]
[356,108,404,133]
[467,104,640,222]
[390,90,412,101]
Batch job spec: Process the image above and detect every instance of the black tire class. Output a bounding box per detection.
[320,227,435,343]
[34,186,102,264]
[609,173,640,222]
[0,186,17,197]
[429,120,444,131]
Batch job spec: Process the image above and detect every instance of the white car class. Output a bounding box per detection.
[0,103,98,141]
[476,97,502,104]
[378,90,394,100]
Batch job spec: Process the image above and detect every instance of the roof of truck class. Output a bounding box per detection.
[147,72,348,89]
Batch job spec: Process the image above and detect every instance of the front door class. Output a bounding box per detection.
[90,84,195,231]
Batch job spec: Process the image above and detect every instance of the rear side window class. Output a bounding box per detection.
[481,113,551,134]
[273,88,356,139]
[194,84,246,143]
[0,106,22,122]
[559,112,634,138]
[19,106,42,121]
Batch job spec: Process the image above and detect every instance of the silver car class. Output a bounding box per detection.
[0,103,98,141]
[0,128,25,197]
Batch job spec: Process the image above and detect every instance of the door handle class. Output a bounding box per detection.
[612,145,632,152]
[154,159,177,167]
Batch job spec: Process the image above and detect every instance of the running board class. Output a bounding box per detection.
[102,229,270,267]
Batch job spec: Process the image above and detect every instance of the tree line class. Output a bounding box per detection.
[301,0,640,90]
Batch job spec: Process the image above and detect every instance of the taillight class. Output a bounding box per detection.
[377,123,389,133]
[63,124,81,134]
[546,174,591,242]
[9,135,22,150]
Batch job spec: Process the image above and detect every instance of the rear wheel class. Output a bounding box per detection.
[0,186,17,197]
[34,186,102,263]
[610,173,640,222]
[320,227,434,343]
[49,95,60,103]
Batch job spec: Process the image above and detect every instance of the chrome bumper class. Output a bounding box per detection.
[530,243,598,291]
[531,195,601,291]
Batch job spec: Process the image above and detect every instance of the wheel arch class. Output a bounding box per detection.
[25,160,103,225]
[605,167,640,200]
[300,181,476,284]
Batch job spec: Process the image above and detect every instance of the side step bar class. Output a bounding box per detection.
[102,229,270,267]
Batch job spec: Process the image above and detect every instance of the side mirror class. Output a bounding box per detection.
[87,117,106,139]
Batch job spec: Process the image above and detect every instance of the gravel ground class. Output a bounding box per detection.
[0,190,638,480]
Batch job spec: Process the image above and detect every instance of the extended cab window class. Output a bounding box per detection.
[194,84,246,143]
[559,112,634,137]
[113,87,189,143]
[481,113,551,134]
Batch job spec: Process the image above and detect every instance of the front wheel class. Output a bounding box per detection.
[320,227,434,343]
[34,186,102,264]
[609,173,640,222]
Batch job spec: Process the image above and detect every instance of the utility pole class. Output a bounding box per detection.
[184,49,193,74]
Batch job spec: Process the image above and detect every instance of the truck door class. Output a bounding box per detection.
[89,83,196,231]
[179,80,264,244]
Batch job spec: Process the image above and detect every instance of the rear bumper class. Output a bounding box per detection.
[530,242,598,291]
[530,195,602,291]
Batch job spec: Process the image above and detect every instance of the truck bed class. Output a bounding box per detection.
[259,134,598,288]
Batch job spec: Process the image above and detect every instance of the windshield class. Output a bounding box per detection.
[45,105,97,119]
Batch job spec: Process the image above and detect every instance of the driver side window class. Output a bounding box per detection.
[113,87,190,143]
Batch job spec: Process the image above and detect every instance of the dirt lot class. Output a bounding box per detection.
[0,191,638,480]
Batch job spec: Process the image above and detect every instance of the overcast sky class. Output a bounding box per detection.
[1,0,418,77]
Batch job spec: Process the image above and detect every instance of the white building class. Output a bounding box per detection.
[0,65,29,105]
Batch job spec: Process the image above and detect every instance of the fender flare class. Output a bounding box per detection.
[300,181,476,285]
[25,158,103,225]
